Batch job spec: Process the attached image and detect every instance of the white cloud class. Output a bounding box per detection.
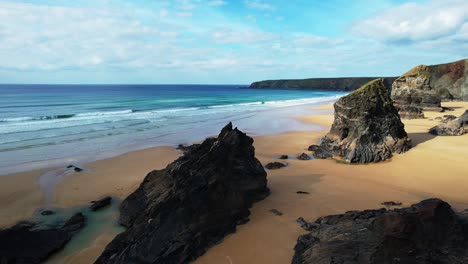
[244,0,275,11]
[352,0,468,43]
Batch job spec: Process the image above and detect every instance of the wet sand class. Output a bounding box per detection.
[1,101,468,263]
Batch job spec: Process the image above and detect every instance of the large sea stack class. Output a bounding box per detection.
[391,65,442,118]
[292,198,468,264]
[316,78,411,163]
[391,59,468,118]
[95,122,269,264]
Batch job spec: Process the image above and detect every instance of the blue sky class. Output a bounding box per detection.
[0,0,467,84]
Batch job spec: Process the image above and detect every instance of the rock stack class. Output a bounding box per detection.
[311,78,411,163]
[96,123,269,264]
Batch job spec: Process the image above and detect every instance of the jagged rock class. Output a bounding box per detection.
[296,217,318,231]
[429,110,468,136]
[391,65,442,118]
[0,213,86,264]
[176,143,200,153]
[90,197,112,211]
[381,201,402,207]
[279,155,289,159]
[296,153,311,160]
[318,79,411,163]
[265,162,287,170]
[292,198,468,264]
[95,122,269,264]
[308,145,333,159]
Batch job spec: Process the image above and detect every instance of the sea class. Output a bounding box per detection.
[0,84,345,174]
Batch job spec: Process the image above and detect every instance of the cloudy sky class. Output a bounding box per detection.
[0,0,467,84]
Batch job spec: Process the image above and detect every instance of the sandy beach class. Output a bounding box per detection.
[1,101,468,263]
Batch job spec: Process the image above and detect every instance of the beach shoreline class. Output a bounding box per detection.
[1,101,468,263]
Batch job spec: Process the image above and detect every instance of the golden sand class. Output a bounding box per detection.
[1,102,467,264]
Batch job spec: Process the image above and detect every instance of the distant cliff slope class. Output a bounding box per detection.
[249,77,397,92]
[428,59,468,100]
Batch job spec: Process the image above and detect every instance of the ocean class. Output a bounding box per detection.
[0,84,345,174]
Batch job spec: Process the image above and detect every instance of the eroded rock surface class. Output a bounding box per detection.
[293,198,468,264]
[316,78,411,163]
[429,110,468,136]
[95,122,269,264]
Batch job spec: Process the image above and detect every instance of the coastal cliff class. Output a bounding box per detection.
[249,77,397,91]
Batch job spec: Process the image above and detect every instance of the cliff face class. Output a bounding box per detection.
[429,59,468,100]
[249,77,397,92]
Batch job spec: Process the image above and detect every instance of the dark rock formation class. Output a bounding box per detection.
[442,115,457,122]
[296,191,310,195]
[265,162,287,170]
[307,145,333,159]
[391,65,442,118]
[90,197,112,211]
[0,213,86,264]
[95,122,269,264]
[429,110,468,136]
[176,143,200,153]
[381,201,403,207]
[279,155,289,159]
[296,153,311,160]
[296,217,318,231]
[317,79,412,163]
[292,198,468,264]
[249,77,397,92]
[391,59,468,118]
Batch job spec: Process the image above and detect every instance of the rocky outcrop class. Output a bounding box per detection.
[249,77,397,92]
[391,65,442,118]
[0,213,86,264]
[265,162,287,170]
[391,59,468,118]
[95,122,269,264]
[90,197,112,211]
[292,198,468,264]
[314,78,411,163]
[429,110,468,136]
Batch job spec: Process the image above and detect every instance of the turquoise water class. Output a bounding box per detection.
[0,84,345,174]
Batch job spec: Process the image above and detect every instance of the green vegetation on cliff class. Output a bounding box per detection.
[249,77,397,92]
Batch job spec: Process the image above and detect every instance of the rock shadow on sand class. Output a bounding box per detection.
[408,132,437,147]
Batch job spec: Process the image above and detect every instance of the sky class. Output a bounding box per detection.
[0,0,467,84]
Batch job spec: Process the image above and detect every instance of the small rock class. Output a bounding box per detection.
[296,191,310,195]
[296,217,318,231]
[297,153,311,160]
[66,165,74,169]
[307,145,319,151]
[63,212,86,233]
[381,201,402,207]
[279,155,289,159]
[90,197,112,211]
[40,210,55,216]
[74,167,84,172]
[442,115,457,122]
[265,162,287,170]
[269,209,283,216]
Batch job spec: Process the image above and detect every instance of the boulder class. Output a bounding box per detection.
[279,155,289,159]
[0,213,86,264]
[317,78,411,163]
[95,122,269,264]
[429,110,468,136]
[265,162,287,170]
[308,145,333,159]
[292,198,468,264]
[296,153,311,160]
